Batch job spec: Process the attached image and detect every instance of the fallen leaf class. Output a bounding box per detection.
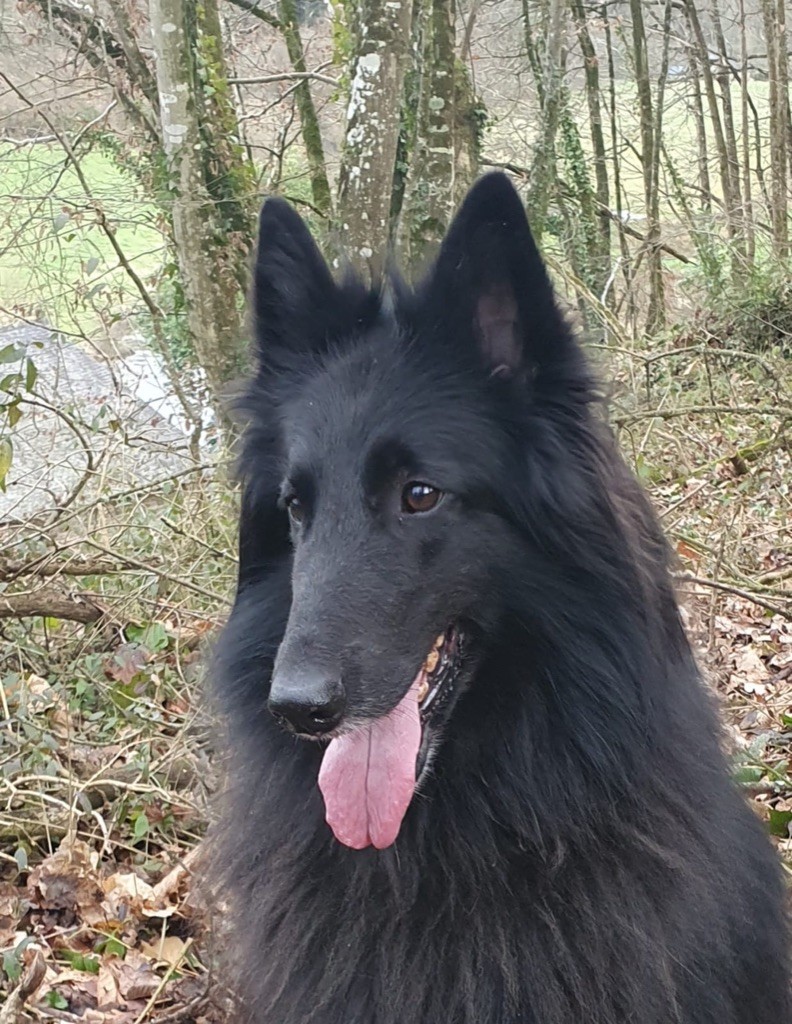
[140,934,188,968]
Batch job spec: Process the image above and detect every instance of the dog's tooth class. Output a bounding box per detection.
[425,649,439,674]
[417,677,429,703]
[435,633,445,649]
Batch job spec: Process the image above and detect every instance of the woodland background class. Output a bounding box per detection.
[0,0,790,1019]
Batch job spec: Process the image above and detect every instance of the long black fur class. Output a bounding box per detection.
[210,172,790,1023]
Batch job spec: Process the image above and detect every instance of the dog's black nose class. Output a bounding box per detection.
[268,673,346,736]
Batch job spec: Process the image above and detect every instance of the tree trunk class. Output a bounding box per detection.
[570,0,610,269]
[603,2,636,330]
[738,0,755,263]
[400,0,480,267]
[148,0,251,418]
[762,0,790,257]
[710,0,746,274]
[686,33,712,212]
[628,0,664,333]
[684,0,740,253]
[523,0,567,238]
[337,0,414,279]
[278,0,333,216]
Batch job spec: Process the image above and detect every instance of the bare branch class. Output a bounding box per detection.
[675,573,791,620]
[226,0,282,29]
[0,558,140,580]
[229,70,340,88]
[613,405,792,427]
[0,590,104,623]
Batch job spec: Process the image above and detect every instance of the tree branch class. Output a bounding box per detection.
[0,558,138,581]
[481,158,693,264]
[229,70,340,88]
[226,0,282,29]
[0,590,104,623]
[675,573,791,620]
[613,405,792,427]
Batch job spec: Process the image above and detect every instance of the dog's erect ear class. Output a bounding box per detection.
[253,198,337,365]
[420,172,570,378]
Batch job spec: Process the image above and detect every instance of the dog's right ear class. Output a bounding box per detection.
[253,199,338,369]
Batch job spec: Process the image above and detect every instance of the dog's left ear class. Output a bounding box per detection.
[419,172,571,379]
[252,198,379,374]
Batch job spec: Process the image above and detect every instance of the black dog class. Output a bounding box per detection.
[211,173,790,1023]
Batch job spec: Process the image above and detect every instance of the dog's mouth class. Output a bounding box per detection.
[317,622,470,852]
[417,623,465,724]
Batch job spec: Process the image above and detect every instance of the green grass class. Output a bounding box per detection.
[0,143,165,338]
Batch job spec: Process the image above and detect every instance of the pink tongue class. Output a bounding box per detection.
[318,675,424,849]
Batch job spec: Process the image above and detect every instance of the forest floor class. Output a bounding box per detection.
[0,332,790,1022]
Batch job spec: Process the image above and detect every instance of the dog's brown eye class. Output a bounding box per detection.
[402,482,442,514]
[286,495,304,522]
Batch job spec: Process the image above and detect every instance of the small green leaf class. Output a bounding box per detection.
[96,935,126,958]
[61,950,101,973]
[133,812,150,839]
[140,622,169,652]
[46,990,69,1009]
[13,847,27,871]
[53,211,71,233]
[0,436,13,488]
[0,344,23,365]
[2,951,21,983]
[733,763,764,785]
[767,809,792,838]
[85,256,101,275]
[25,358,37,392]
[7,400,22,428]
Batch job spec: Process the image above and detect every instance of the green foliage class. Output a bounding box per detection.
[0,143,163,336]
[0,340,41,489]
[677,258,792,356]
[60,950,101,974]
[329,0,356,86]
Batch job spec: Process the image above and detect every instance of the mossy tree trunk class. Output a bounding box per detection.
[148,0,255,417]
[399,0,482,269]
[337,0,414,280]
[278,0,333,216]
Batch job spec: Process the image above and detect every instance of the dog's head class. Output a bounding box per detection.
[225,173,597,849]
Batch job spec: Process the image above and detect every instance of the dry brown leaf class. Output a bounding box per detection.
[730,647,769,695]
[96,962,123,1008]
[140,933,188,968]
[28,838,102,912]
[113,953,161,1001]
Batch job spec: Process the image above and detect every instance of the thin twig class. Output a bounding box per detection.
[675,572,791,620]
[613,405,792,427]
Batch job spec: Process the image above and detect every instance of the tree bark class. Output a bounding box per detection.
[684,0,740,251]
[522,0,567,238]
[762,0,790,257]
[710,0,746,273]
[570,0,610,267]
[0,590,103,623]
[400,0,480,267]
[738,0,755,263]
[629,0,664,333]
[278,0,333,216]
[148,0,252,417]
[337,0,415,279]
